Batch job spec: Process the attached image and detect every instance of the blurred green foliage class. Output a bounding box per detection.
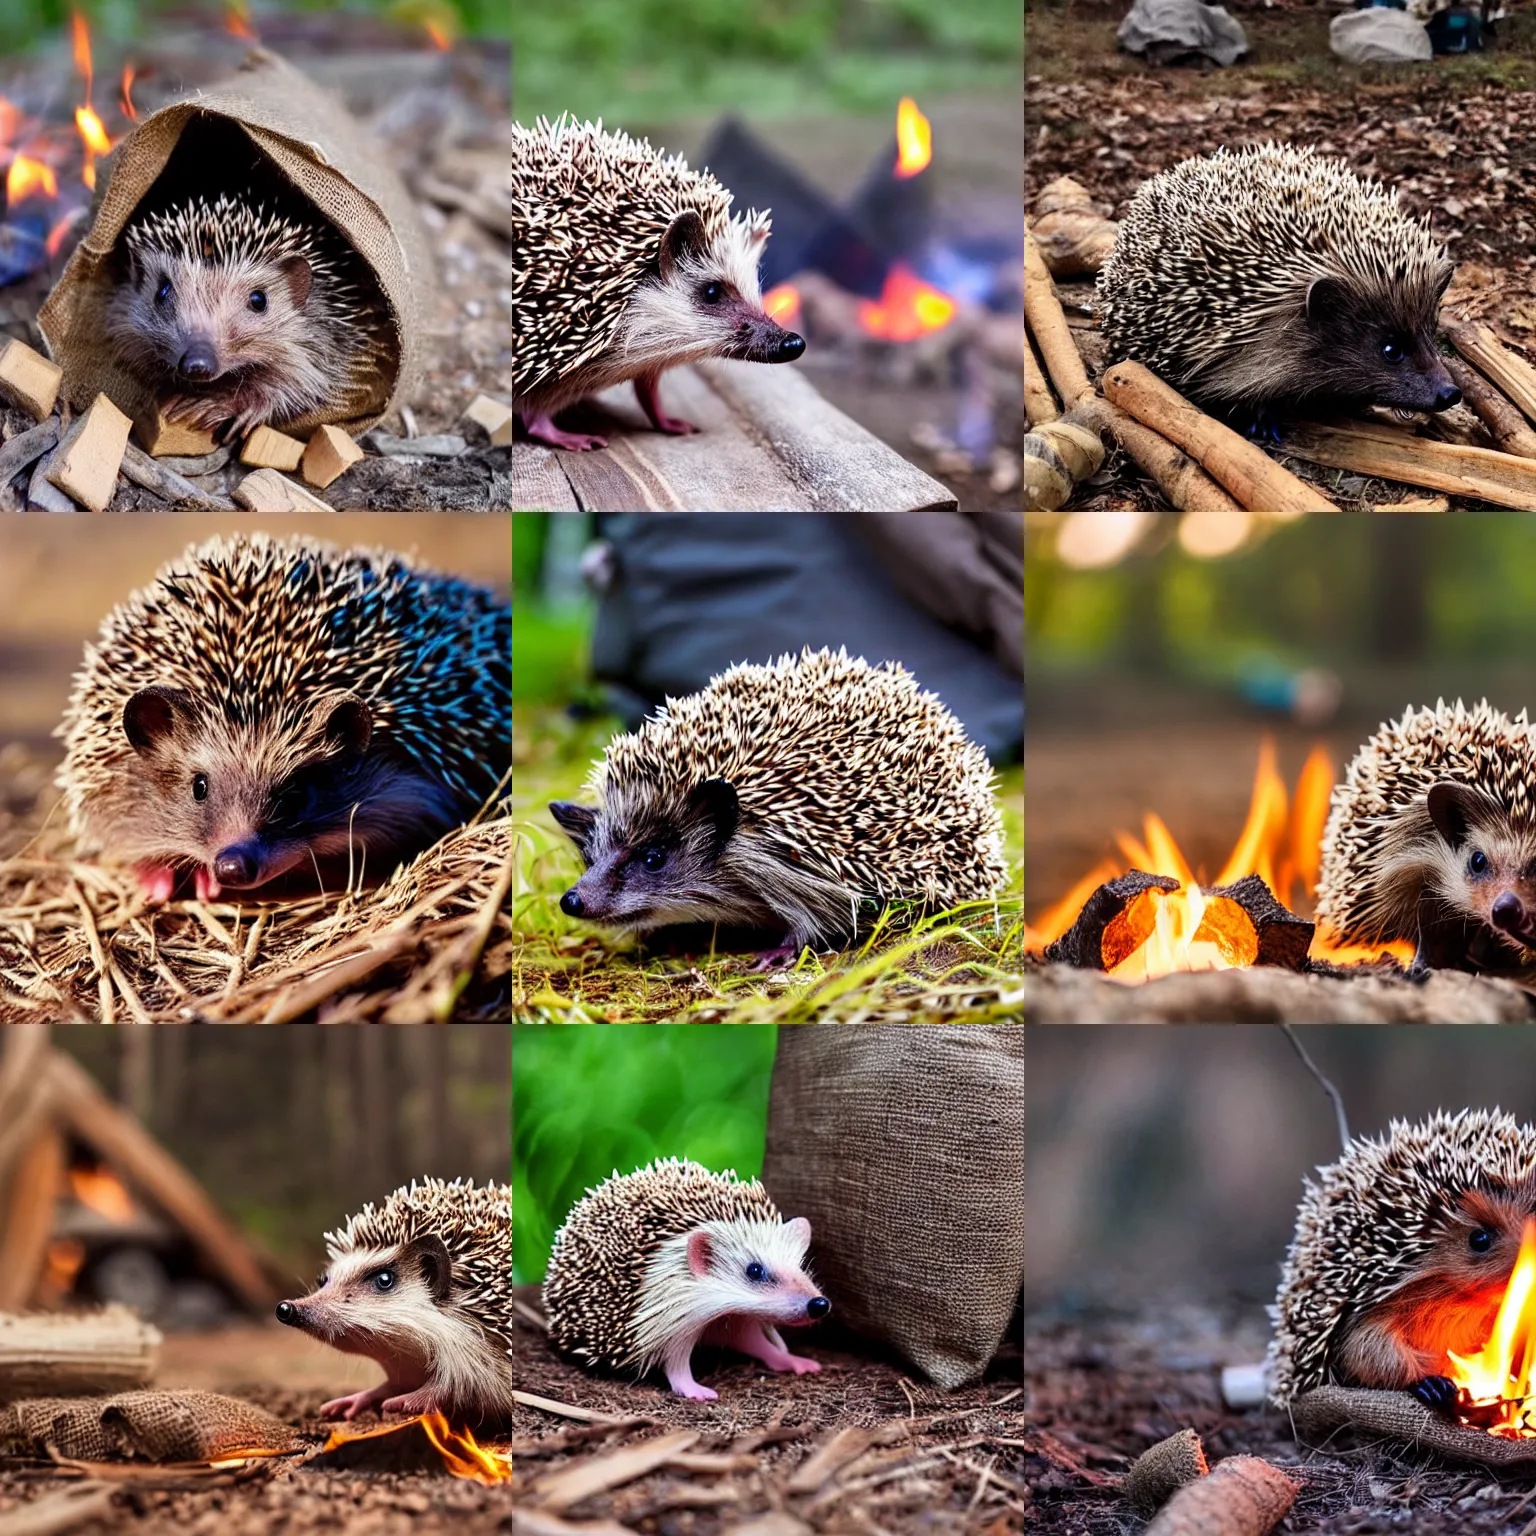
[0,0,506,55]
[513,0,1020,121]
[1027,516,1536,680]
[512,1025,778,1283]
[514,513,597,707]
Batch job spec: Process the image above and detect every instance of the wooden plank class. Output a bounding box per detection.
[512,441,581,511]
[0,1309,160,1398]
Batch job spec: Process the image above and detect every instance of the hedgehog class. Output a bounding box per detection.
[1268,1110,1536,1412]
[1315,700,1536,972]
[105,193,392,441]
[276,1179,513,1424]
[547,647,1009,967]
[542,1158,829,1401]
[57,532,511,903]
[1095,142,1459,437]
[512,115,805,451]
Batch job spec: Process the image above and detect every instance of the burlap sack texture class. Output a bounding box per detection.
[762,1025,1024,1389]
[0,1389,301,1461]
[38,48,436,436]
[1291,1385,1536,1466]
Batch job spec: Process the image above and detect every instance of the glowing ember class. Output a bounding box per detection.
[764,283,800,326]
[71,13,93,101]
[322,1413,513,1484]
[425,21,453,50]
[894,96,932,179]
[1026,739,1416,977]
[120,67,137,123]
[226,3,258,41]
[43,1237,86,1296]
[70,1164,135,1222]
[1447,1219,1536,1437]
[7,155,58,204]
[857,262,956,342]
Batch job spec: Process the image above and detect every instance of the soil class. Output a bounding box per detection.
[510,1286,1025,1532]
[1026,1300,1536,1533]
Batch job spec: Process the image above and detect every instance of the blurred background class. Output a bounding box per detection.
[1026,512,1536,926]
[512,1023,776,1285]
[513,2,1023,508]
[1026,1025,1536,1317]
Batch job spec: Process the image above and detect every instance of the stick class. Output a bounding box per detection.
[1024,330,1059,426]
[1102,362,1336,513]
[1077,398,1246,513]
[1447,321,1536,425]
[1280,1024,1351,1151]
[1144,1455,1298,1536]
[531,1430,700,1513]
[1443,352,1536,459]
[1282,419,1536,510]
[1023,229,1092,407]
[118,444,237,510]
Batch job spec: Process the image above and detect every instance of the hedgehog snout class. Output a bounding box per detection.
[177,338,220,382]
[807,1296,830,1320]
[731,316,805,365]
[214,844,260,888]
[275,1300,303,1328]
[560,888,585,917]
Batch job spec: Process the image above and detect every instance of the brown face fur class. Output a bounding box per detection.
[1336,1183,1536,1389]
[1424,782,1536,954]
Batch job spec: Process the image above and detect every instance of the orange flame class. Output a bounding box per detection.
[47,211,84,258]
[856,262,956,342]
[425,21,453,50]
[1446,1218,1536,1437]
[71,12,93,104]
[120,66,138,122]
[43,1237,86,1296]
[226,3,258,40]
[322,1413,512,1484]
[7,155,58,204]
[894,96,931,179]
[764,283,801,326]
[70,1164,135,1222]
[1025,739,1416,978]
[0,97,19,149]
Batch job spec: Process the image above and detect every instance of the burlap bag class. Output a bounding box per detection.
[761,1024,1024,1389]
[1290,1385,1536,1465]
[38,48,435,434]
[0,1389,300,1460]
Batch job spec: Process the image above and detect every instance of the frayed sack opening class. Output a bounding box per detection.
[1290,1384,1536,1466]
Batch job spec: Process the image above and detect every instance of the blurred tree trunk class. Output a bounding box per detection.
[358,1029,389,1198]
[1370,515,1426,663]
[119,1023,152,1126]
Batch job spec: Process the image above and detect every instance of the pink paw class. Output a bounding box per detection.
[319,1390,381,1421]
[136,864,178,903]
[783,1355,821,1376]
[675,1383,718,1402]
[649,411,699,435]
[520,411,607,452]
[381,1390,441,1417]
[194,867,223,901]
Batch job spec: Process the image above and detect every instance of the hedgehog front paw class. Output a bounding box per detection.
[1411,1374,1460,1414]
[136,864,178,903]
[319,1385,393,1420]
[519,411,608,451]
[380,1389,442,1417]
[673,1382,719,1402]
[780,1353,821,1376]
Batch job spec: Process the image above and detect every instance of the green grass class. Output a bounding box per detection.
[512,1023,777,1284]
[512,703,1025,1024]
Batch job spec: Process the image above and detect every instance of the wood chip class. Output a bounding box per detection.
[301,424,365,488]
[0,338,62,421]
[0,1483,117,1536]
[367,430,468,458]
[786,1425,877,1493]
[47,393,131,512]
[532,1430,700,1514]
[463,392,513,446]
[720,1516,813,1536]
[239,425,305,471]
[134,407,215,458]
[232,467,334,512]
[511,1512,637,1536]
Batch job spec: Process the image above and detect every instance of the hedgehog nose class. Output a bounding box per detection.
[807,1296,830,1320]
[1493,891,1524,931]
[177,343,219,382]
[775,332,805,361]
[1434,382,1462,411]
[213,846,259,888]
[560,888,585,917]
[275,1301,299,1327]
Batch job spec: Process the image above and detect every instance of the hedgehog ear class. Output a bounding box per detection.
[1304,275,1348,327]
[318,694,372,757]
[403,1233,453,1304]
[277,255,313,309]
[123,686,195,756]
[1428,781,1494,846]
[686,1229,714,1279]
[688,778,739,858]
[659,211,707,281]
[549,801,598,857]
[786,1215,811,1251]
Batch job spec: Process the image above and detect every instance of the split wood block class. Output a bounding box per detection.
[0,338,62,421]
[239,424,305,471]
[463,392,513,447]
[134,406,216,459]
[301,423,365,488]
[233,467,333,512]
[46,393,131,512]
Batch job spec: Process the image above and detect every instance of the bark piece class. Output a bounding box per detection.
[1446,321,1536,425]
[46,393,131,512]
[1078,397,1245,513]
[301,424,366,487]
[1143,1455,1296,1536]
[1203,873,1315,972]
[0,419,59,490]
[1042,870,1181,970]
[0,340,62,421]
[531,1430,701,1513]
[1443,352,1536,460]
[1024,229,1092,407]
[1024,332,1059,427]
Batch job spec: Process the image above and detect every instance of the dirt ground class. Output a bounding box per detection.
[1026,1,1536,509]
[0,1325,515,1534]
[510,1286,1025,1531]
[1026,1301,1536,1533]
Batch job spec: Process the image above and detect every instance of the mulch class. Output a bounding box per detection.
[510,1285,1024,1532]
[1027,1302,1536,1534]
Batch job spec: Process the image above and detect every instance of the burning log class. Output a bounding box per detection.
[1142,1456,1297,1536]
[1447,321,1536,426]
[1042,870,1180,970]
[1280,419,1536,511]
[1443,352,1536,461]
[1101,362,1337,514]
[1203,873,1315,971]
[1023,230,1091,408]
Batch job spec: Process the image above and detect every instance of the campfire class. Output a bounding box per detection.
[1446,1219,1536,1438]
[1026,739,1416,979]
[321,1411,513,1484]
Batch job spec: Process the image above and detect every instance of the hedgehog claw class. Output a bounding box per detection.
[519,411,607,451]
[1411,1374,1460,1414]
[319,1385,393,1420]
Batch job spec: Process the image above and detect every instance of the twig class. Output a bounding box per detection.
[1279,1024,1350,1150]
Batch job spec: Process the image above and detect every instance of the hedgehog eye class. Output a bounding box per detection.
[745,1261,767,1283]
[155,277,173,305]
[1470,1228,1494,1254]
[1469,849,1490,876]
[192,773,208,802]
[316,1273,329,1288]
[699,281,724,305]
[641,846,668,872]
[248,289,268,314]
[1382,336,1407,364]
[372,1268,397,1292]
